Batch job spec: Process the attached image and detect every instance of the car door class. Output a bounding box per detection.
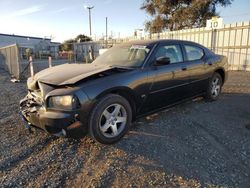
[140,42,191,113]
[182,44,208,96]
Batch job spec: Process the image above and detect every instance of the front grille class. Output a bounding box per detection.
[29,91,43,106]
[20,91,44,116]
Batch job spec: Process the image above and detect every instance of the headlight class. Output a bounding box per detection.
[48,95,79,110]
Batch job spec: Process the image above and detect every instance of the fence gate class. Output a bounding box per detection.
[0,44,21,79]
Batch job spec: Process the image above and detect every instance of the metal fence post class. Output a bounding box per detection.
[29,56,34,77]
[227,24,232,70]
[233,23,238,70]
[239,22,244,70]
[211,29,216,51]
[48,56,52,68]
[245,21,250,71]
[16,44,21,80]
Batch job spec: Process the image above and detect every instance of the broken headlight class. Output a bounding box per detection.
[48,95,79,110]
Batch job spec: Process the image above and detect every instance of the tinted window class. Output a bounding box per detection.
[154,45,183,64]
[184,45,204,61]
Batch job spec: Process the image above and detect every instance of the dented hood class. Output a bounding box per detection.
[31,63,113,86]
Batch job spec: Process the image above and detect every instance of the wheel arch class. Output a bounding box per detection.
[214,68,225,85]
[95,87,137,121]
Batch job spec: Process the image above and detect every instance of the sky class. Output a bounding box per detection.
[0,0,250,42]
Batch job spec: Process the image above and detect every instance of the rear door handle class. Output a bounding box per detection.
[208,62,213,66]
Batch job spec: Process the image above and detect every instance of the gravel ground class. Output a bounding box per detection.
[0,68,250,188]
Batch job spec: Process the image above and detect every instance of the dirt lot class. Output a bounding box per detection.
[0,68,250,188]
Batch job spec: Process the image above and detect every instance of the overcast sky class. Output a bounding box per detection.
[0,0,249,42]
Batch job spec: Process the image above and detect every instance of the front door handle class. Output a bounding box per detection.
[182,67,187,71]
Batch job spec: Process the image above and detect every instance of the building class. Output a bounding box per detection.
[134,29,145,40]
[0,33,60,59]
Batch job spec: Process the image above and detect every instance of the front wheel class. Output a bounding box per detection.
[89,94,132,144]
[204,73,223,101]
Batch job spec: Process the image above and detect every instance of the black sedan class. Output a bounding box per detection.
[20,40,228,144]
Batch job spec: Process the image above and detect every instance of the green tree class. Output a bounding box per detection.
[59,34,92,51]
[60,39,75,51]
[141,0,233,33]
[75,34,92,42]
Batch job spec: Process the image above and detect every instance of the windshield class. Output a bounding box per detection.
[93,44,151,67]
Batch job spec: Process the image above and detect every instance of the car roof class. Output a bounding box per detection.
[117,39,205,48]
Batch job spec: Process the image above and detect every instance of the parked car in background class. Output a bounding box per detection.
[20,40,228,144]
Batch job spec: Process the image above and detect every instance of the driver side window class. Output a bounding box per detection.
[155,45,183,64]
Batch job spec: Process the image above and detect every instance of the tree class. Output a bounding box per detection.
[59,34,92,51]
[75,34,92,42]
[60,39,75,51]
[141,0,233,33]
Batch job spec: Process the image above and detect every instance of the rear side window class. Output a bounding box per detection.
[184,45,204,61]
[154,45,183,64]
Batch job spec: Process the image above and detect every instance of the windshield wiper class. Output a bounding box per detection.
[110,65,138,69]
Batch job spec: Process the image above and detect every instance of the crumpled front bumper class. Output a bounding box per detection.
[19,93,86,136]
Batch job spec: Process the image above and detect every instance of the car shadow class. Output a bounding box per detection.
[110,93,250,187]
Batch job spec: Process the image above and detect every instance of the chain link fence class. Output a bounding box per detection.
[0,44,21,79]
[121,21,250,71]
[1,21,249,80]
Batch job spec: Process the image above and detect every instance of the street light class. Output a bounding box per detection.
[84,5,94,37]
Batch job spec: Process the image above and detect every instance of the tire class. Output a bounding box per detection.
[89,94,132,144]
[204,72,223,101]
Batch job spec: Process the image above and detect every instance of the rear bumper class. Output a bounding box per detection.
[20,95,87,136]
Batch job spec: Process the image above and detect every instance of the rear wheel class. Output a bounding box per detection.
[89,94,132,144]
[204,73,223,101]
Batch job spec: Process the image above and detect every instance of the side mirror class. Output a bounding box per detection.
[155,57,171,66]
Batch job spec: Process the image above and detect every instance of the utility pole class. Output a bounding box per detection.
[106,17,108,48]
[85,6,94,37]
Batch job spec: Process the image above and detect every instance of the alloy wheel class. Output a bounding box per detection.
[211,77,221,97]
[99,103,127,138]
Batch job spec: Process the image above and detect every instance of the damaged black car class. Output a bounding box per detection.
[20,40,228,144]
